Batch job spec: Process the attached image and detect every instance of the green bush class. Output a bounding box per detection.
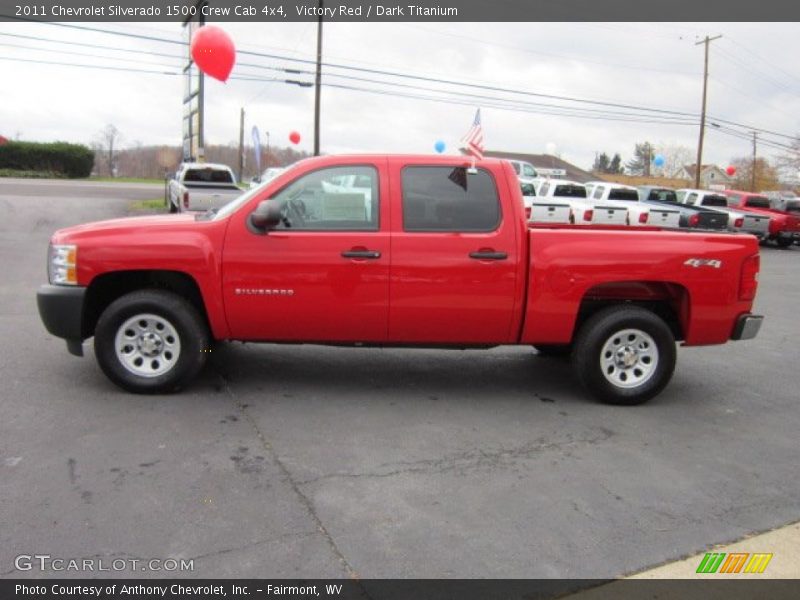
[0,141,94,178]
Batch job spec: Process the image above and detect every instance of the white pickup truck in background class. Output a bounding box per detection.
[520,182,571,223]
[167,162,242,213]
[585,181,681,228]
[536,179,628,225]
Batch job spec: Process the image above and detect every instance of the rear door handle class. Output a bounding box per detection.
[469,251,508,260]
[341,250,381,259]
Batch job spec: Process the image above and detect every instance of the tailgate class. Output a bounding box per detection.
[696,210,729,230]
[591,204,628,225]
[647,208,681,228]
[187,189,242,211]
[530,202,571,223]
[741,214,770,236]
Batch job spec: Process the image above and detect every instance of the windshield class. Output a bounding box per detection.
[510,162,521,175]
[213,163,300,220]
[608,189,639,201]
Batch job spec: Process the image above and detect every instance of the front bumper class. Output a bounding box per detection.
[731,314,764,341]
[36,285,87,356]
[777,231,800,241]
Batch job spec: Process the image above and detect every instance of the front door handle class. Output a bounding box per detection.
[342,250,381,259]
[469,250,508,260]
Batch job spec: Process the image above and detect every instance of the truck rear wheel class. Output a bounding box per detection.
[94,290,209,394]
[775,238,793,248]
[572,305,676,405]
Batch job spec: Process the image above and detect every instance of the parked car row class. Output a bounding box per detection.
[520,177,800,246]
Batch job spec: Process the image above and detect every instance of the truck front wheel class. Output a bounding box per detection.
[573,306,676,405]
[94,290,209,394]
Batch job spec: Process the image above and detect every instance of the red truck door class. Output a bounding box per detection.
[222,161,390,342]
[388,161,520,344]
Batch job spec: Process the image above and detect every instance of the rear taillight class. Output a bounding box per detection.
[583,209,594,222]
[183,191,189,208]
[688,214,700,227]
[525,207,531,220]
[734,217,744,228]
[638,212,649,224]
[739,254,760,301]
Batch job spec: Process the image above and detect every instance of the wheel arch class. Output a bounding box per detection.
[574,281,690,342]
[82,270,210,339]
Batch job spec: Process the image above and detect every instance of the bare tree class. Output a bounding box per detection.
[95,124,122,177]
[729,156,780,192]
[776,135,800,175]
[654,143,694,177]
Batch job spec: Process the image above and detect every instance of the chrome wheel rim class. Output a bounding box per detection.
[114,313,181,378]
[600,328,658,389]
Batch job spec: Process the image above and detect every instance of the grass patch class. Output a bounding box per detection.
[0,168,65,178]
[129,198,168,212]
[88,177,167,184]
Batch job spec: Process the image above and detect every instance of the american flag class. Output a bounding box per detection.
[461,108,484,161]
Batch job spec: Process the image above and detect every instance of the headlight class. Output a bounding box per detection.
[48,244,78,285]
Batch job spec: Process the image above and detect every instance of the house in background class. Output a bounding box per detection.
[674,164,732,189]
[466,150,596,183]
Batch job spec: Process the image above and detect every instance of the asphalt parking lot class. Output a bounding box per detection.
[1,178,799,580]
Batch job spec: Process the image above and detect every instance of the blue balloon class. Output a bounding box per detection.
[653,154,665,167]
[434,140,446,154]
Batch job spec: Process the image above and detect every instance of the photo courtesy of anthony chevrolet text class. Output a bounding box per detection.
[1,0,800,599]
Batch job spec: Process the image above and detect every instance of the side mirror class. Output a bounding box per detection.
[249,200,283,232]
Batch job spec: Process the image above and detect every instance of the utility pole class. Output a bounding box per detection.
[238,107,245,182]
[694,34,722,188]
[751,131,758,192]
[313,0,323,156]
[265,131,270,169]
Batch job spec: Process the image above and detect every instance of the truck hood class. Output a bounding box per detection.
[52,214,200,243]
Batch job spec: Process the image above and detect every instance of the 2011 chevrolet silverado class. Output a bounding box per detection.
[37,155,764,405]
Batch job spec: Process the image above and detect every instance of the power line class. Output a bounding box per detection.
[0,55,179,76]
[23,19,703,119]
[0,37,702,124]
[8,19,797,142]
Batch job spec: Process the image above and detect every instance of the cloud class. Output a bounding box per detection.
[0,20,797,170]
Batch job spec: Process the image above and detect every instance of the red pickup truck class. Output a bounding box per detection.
[724,190,800,247]
[37,155,763,405]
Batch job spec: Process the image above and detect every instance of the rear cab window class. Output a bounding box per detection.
[184,168,234,184]
[608,189,639,201]
[401,167,501,232]
[554,185,587,198]
[747,196,771,209]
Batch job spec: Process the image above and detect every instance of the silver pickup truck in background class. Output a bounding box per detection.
[167,162,242,213]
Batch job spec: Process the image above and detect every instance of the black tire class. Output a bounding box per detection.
[168,198,179,213]
[775,237,793,248]
[533,344,572,357]
[94,290,209,394]
[572,305,676,405]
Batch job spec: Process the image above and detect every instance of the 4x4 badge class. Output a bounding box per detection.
[684,258,722,268]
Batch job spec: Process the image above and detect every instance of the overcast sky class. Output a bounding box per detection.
[1,20,798,171]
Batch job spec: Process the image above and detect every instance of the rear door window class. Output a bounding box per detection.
[401,167,501,232]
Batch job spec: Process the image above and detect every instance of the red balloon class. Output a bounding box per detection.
[191,26,236,83]
[726,166,737,176]
[289,131,301,145]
